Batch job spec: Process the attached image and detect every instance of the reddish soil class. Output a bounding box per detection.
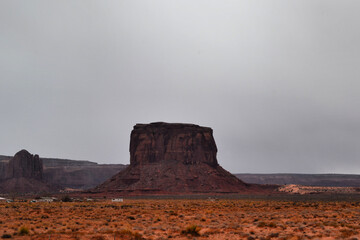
[1,198,360,239]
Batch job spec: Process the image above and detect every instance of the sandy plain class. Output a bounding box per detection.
[1,197,360,240]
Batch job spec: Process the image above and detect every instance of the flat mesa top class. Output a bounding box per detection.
[133,122,213,132]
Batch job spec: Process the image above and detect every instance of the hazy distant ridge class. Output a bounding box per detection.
[235,173,360,187]
[0,155,10,161]
[3,155,360,188]
[1,155,107,167]
[0,154,126,189]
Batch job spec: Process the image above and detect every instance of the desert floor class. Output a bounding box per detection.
[1,197,360,239]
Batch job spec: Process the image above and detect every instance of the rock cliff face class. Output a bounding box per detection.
[0,150,56,194]
[6,150,43,180]
[130,123,218,167]
[0,161,7,180]
[96,122,254,194]
[0,153,127,191]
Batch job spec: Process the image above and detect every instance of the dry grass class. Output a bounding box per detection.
[0,199,359,239]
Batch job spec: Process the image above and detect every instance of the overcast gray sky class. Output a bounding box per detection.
[1,1,360,173]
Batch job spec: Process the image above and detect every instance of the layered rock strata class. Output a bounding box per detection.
[0,153,127,190]
[0,150,57,194]
[6,150,43,179]
[96,122,253,194]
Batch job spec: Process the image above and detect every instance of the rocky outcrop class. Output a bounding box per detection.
[0,153,127,191]
[95,122,260,194]
[0,150,57,194]
[6,150,43,180]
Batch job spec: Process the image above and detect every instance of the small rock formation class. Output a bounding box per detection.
[96,122,257,194]
[0,153,127,190]
[0,150,57,194]
[6,150,43,180]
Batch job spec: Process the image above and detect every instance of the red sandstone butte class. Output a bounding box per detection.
[95,122,263,195]
[0,150,57,194]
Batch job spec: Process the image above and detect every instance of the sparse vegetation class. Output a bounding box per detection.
[91,235,106,240]
[18,226,29,236]
[115,229,143,240]
[1,198,360,239]
[181,225,201,236]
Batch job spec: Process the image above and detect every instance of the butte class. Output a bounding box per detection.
[0,150,57,194]
[95,122,263,195]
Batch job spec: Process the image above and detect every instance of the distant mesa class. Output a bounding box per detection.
[0,150,57,194]
[234,173,360,187]
[95,122,267,194]
[6,149,43,180]
[42,158,126,190]
[0,150,127,194]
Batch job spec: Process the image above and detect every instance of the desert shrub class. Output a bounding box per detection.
[91,236,106,240]
[340,229,358,238]
[257,221,277,228]
[61,195,72,202]
[115,229,143,240]
[1,234,12,239]
[268,232,279,238]
[166,210,177,216]
[181,225,201,236]
[18,226,29,236]
[324,221,338,227]
[268,222,277,228]
[121,204,133,209]
[257,221,266,227]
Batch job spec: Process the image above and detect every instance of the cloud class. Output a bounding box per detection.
[0,0,359,173]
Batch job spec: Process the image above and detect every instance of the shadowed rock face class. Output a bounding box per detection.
[6,150,43,180]
[0,150,56,194]
[130,122,218,167]
[0,152,127,190]
[96,122,254,194]
[0,161,7,180]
